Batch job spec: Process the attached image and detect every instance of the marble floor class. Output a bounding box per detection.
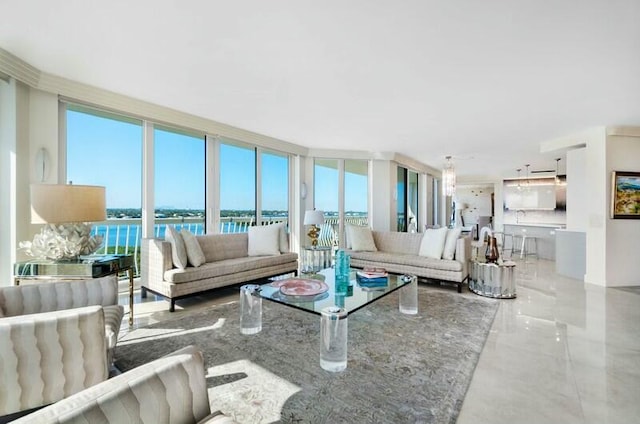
[118,259,640,424]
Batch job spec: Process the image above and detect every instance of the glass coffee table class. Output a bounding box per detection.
[257,268,416,315]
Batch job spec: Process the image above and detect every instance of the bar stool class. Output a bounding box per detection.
[513,228,538,261]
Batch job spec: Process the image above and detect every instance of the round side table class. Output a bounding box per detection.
[469,259,517,299]
[301,246,332,273]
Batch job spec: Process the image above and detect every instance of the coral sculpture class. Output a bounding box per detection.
[19,223,103,260]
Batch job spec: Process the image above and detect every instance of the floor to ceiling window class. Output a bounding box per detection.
[219,142,256,233]
[345,160,368,227]
[397,167,407,231]
[397,166,420,232]
[154,127,205,237]
[408,170,419,232]
[314,159,339,247]
[314,158,369,247]
[260,150,289,227]
[66,105,143,271]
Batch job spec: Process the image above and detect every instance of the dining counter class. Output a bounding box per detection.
[502,223,565,260]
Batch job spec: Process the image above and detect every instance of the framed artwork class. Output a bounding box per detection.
[611,171,640,219]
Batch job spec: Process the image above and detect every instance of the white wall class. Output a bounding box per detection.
[566,147,588,231]
[605,135,640,286]
[584,131,608,286]
[455,185,493,226]
[370,160,393,231]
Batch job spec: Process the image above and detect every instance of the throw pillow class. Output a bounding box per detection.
[165,226,188,269]
[346,225,377,251]
[418,227,448,259]
[275,222,290,253]
[248,224,281,256]
[180,229,206,267]
[442,228,462,260]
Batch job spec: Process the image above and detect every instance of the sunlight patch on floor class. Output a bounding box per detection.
[207,359,301,423]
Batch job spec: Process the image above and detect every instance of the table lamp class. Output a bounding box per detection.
[303,210,324,247]
[19,183,106,260]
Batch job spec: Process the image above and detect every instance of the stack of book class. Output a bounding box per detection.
[355,268,389,289]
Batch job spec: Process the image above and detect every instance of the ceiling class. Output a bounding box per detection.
[2,0,639,179]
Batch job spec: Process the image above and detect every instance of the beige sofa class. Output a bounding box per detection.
[345,230,471,293]
[142,233,298,311]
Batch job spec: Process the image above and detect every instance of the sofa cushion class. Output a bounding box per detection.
[197,233,248,262]
[442,228,462,260]
[248,224,281,256]
[181,229,206,267]
[347,225,377,251]
[166,226,188,269]
[371,231,422,255]
[164,253,298,284]
[348,251,463,272]
[418,228,448,259]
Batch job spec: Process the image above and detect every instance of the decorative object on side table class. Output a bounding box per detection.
[19,183,106,260]
[303,209,325,247]
[610,171,640,219]
[485,234,500,263]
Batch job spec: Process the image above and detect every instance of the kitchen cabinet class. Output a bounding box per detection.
[504,184,556,210]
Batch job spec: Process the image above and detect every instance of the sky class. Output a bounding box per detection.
[67,110,367,213]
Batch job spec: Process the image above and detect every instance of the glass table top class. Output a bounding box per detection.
[257,268,412,315]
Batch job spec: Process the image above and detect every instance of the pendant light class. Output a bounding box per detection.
[516,168,522,191]
[555,158,561,185]
[442,156,456,197]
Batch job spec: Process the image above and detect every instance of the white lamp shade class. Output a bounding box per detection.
[303,210,325,226]
[31,184,106,224]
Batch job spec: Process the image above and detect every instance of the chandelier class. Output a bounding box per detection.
[442,156,456,197]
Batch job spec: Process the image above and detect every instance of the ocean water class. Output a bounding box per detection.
[93,222,209,248]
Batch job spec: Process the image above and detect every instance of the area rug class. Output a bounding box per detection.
[116,286,498,424]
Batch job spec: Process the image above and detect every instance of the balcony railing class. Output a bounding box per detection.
[92,215,367,277]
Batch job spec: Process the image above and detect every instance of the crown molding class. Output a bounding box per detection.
[606,126,640,137]
[0,46,307,156]
[392,152,440,175]
[0,48,40,87]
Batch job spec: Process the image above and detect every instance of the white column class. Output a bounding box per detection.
[205,135,218,233]
[141,121,154,238]
[0,78,16,284]
[338,159,345,247]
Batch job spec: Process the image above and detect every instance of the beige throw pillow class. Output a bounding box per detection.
[248,224,281,256]
[180,229,206,267]
[275,222,290,253]
[418,227,448,259]
[347,225,377,251]
[165,226,188,269]
[442,228,462,260]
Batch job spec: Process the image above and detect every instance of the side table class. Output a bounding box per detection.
[14,254,135,325]
[301,246,332,273]
[469,259,517,299]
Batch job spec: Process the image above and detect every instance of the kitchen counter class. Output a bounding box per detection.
[503,223,566,229]
[503,224,564,260]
